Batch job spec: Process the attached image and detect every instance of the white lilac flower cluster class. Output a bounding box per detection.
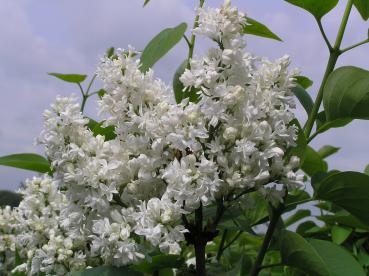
[0,1,303,275]
[1,177,87,275]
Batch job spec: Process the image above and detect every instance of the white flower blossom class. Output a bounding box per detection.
[0,1,304,274]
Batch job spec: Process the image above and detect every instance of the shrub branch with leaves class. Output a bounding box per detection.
[1,0,369,275]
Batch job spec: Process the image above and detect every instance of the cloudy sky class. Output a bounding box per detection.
[1,0,369,191]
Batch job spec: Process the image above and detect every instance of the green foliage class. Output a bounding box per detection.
[354,0,369,20]
[317,145,340,159]
[323,66,369,121]
[0,153,50,173]
[315,111,352,135]
[308,239,365,275]
[87,118,116,141]
[0,190,22,208]
[143,0,150,7]
[242,17,282,41]
[284,0,339,19]
[292,84,314,115]
[280,231,330,276]
[140,23,187,73]
[301,146,328,176]
[106,47,114,58]
[331,225,352,245]
[284,209,311,228]
[281,231,365,275]
[173,60,199,103]
[131,255,184,273]
[97,89,106,99]
[316,171,369,224]
[47,72,87,83]
[72,266,143,276]
[207,256,251,276]
[295,75,313,89]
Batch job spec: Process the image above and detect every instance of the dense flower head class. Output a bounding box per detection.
[0,1,304,275]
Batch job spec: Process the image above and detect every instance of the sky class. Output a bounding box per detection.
[0,0,369,191]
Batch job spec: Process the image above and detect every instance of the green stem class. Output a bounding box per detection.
[304,0,353,138]
[216,229,228,261]
[316,19,333,51]
[222,230,243,252]
[250,206,283,276]
[340,38,369,54]
[80,95,88,113]
[333,0,354,50]
[187,0,205,69]
[259,262,283,271]
[86,74,97,95]
[306,131,319,143]
[194,203,206,276]
[285,197,313,209]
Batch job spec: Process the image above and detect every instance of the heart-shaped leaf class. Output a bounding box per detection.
[284,0,339,19]
[316,171,369,225]
[281,231,365,276]
[323,66,369,121]
[354,0,369,20]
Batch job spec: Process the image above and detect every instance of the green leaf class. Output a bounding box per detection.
[285,190,311,212]
[106,47,115,58]
[143,0,150,7]
[301,146,328,176]
[280,231,330,276]
[72,266,143,276]
[173,60,200,103]
[295,75,313,89]
[315,113,352,135]
[87,118,116,141]
[284,0,339,19]
[92,124,116,141]
[316,171,369,225]
[296,221,321,237]
[131,255,184,273]
[318,213,369,230]
[0,190,22,208]
[285,209,311,227]
[207,256,250,276]
[331,225,352,245]
[140,23,187,73]
[354,0,369,20]
[323,66,369,121]
[96,89,106,99]
[242,17,282,41]
[308,239,365,276]
[0,153,50,173]
[292,84,314,115]
[48,73,87,83]
[281,231,365,276]
[317,145,340,159]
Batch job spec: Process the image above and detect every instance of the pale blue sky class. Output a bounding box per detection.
[1,0,369,190]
